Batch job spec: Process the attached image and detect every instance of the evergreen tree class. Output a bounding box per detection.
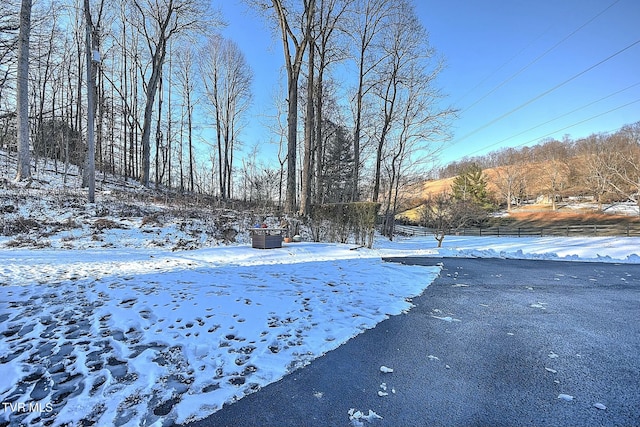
[451,163,492,209]
[321,121,354,203]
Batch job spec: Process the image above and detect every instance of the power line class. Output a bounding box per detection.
[464,97,640,157]
[453,24,553,106]
[461,81,640,154]
[460,0,621,114]
[455,38,640,144]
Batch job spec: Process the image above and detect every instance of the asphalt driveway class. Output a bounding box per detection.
[184,258,640,427]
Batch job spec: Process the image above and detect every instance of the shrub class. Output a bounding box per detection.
[91,218,124,231]
[2,217,41,235]
[310,202,380,248]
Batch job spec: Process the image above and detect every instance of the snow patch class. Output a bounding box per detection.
[348,408,383,426]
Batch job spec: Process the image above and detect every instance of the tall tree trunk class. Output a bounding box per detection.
[285,77,299,212]
[83,0,96,203]
[140,60,161,187]
[167,42,173,189]
[227,130,233,198]
[64,72,72,183]
[155,68,163,188]
[122,15,129,180]
[352,65,364,202]
[15,0,32,181]
[110,83,115,175]
[372,75,398,202]
[301,40,315,215]
[178,104,184,192]
[373,115,391,202]
[271,0,315,213]
[187,92,194,192]
[95,32,104,176]
[75,25,83,176]
[214,72,224,197]
[314,75,323,205]
[223,107,233,199]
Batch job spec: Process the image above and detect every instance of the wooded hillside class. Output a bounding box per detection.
[0,0,453,224]
[400,122,640,216]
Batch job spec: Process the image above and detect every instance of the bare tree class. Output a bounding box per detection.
[492,148,528,211]
[532,138,571,210]
[255,0,315,212]
[420,192,487,247]
[200,34,253,199]
[175,43,196,192]
[604,123,640,213]
[0,0,19,153]
[130,0,211,187]
[14,0,32,181]
[380,58,453,238]
[263,83,289,209]
[304,0,351,211]
[575,134,618,210]
[369,0,413,203]
[300,12,315,216]
[371,0,450,203]
[83,0,105,202]
[347,0,391,201]
[0,0,18,104]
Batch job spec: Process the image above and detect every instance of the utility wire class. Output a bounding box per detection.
[453,24,553,106]
[464,97,640,157]
[455,38,640,144]
[461,81,640,154]
[461,0,621,114]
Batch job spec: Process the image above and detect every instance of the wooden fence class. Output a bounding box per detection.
[394,223,640,238]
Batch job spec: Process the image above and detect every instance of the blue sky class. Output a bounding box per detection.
[215,0,640,167]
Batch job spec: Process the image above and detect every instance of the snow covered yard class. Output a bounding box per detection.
[2,234,640,426]
[0,243,438,426]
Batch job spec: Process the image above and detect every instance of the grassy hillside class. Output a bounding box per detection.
[397,161,640,225]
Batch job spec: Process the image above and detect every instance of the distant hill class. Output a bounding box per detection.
[399,121,640,223]
[397,159,640,224]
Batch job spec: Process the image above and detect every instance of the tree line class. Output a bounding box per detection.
[416,124,640,246]
[434,122,640,212]
[1,0,454,223]
[1,0,246,198]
